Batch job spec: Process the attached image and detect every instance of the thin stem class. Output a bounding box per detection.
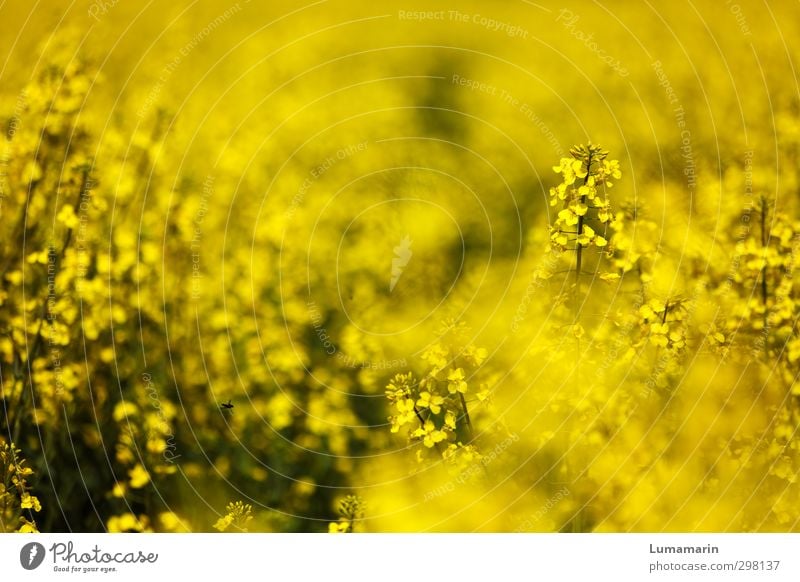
[458,392,473,438]
[413,405,426,427]
[9,168,89,444]
[575,209,585,293]
[458,391,489,477]
[574,152,593,316]
[760,196,769,335]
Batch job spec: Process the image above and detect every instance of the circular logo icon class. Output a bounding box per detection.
[20,542,46,570]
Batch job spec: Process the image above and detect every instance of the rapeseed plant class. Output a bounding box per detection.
[213,501,254,532]
[328,495,365,533]
[0,439,40,532]
[1,1,799,534]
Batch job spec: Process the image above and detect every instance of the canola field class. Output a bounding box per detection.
[1,0,799,532]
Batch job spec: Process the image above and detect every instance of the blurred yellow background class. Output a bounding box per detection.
[0,0,798,532]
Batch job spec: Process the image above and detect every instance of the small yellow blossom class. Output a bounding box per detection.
[128,464,151,489]
[416,391,444,414]
[447,368,468,394]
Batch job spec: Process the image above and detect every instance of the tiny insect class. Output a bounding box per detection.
[221,399,234,410]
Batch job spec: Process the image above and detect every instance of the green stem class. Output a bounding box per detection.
[413,405,426,427]
[458,391,489,477]
[9,169,88,444]
[575,208,585,290]
[760,196,768,336]
[458,392,473,438]
[574,152,593,316]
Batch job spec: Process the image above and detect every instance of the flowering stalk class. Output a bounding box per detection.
[548,143,622,320]
[0,439,41,532]
[759,196,769,334]
[384,320,489,464]
[213,500,254,532]
[328,495,365,533]
[574,152,593,292]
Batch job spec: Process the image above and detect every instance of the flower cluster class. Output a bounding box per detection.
[385,319,491,464]
[605,203,659,284]
[328,494,365,533]
[640,298,689,350]
[213,501,254,532]
[0,439,40,532]
[549,144,621,251]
